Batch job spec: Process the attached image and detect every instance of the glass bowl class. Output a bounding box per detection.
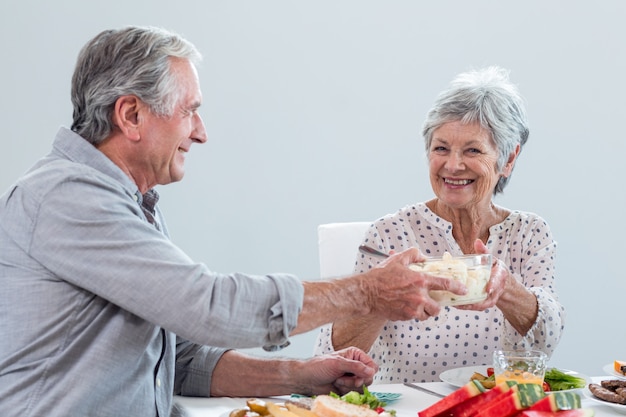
[408,253,492,306]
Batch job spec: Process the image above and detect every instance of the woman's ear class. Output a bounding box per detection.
[111,95,142,141]
[502,143,521,177]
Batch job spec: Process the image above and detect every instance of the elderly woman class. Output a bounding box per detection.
[314,66,565,383]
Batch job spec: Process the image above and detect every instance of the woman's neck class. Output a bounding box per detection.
[426,199,507,254]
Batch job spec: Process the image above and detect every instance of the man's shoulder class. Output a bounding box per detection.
[15,157,109,197]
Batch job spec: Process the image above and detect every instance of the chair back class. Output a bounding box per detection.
[317,221,370,279]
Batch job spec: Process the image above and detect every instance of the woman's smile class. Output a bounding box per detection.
[443,178,474,186]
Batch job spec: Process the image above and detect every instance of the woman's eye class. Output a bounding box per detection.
[467,148,482,154]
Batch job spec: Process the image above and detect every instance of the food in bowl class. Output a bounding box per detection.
[409,252,491,306]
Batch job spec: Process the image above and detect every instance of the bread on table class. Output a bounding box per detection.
[311,395,378,417]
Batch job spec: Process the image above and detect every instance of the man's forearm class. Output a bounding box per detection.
[210,351,304,397]
[292,277,370,336]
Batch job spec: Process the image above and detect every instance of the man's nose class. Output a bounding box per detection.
[192,113,208,144]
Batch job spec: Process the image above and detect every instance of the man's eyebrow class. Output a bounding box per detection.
[182,101,202,113]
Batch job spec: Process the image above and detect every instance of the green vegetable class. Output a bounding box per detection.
[330,385,396,415]
[544,368,586,391]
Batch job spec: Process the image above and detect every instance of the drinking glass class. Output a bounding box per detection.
[493,349,547,385]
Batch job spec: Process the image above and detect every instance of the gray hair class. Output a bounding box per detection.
[70,26,202,145]
[422,66,529,195]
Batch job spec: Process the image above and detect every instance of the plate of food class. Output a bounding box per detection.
[220,392,397,417]
[583,381,626,411]
[219,398,285,417]
[603,361,626,380]
[289,391,401,405]
[440,365,491,388]
[439,365,590,393]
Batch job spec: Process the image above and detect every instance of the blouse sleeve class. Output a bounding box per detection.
[501,216,565,357]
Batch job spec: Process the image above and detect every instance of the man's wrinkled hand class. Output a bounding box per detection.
[365,247,467,321]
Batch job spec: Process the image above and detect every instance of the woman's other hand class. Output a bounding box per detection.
[456,239,507,311]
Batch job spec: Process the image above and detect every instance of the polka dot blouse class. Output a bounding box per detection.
[314,202,565,383]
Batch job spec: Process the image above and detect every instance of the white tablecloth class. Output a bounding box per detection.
[174,377,626,417]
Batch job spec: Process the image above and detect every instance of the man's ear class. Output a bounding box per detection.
[112,95,142,141]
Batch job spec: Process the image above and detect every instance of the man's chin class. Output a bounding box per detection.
[161,170,185,186]
[171,172,185,183]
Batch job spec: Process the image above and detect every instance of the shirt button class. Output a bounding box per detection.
[156,378,161,387]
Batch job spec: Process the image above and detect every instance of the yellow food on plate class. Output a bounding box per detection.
[266,401,301,417]
[614,360,626,376]
[285,403,319,417]
[470,371,496,389]
[311,395,379,417]
[229,397,380,417]
[229,390,396,417]
[229,409,261,417]
[247,398,270,415]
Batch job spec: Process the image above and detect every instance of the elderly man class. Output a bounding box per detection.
[0,26,463,417]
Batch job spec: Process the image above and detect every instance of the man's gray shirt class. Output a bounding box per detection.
[0,127,303,417]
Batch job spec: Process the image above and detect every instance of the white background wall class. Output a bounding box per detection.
[1,1,625,377]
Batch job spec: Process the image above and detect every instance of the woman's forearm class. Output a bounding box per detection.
[330,315,387,352]
[497,274,538,335]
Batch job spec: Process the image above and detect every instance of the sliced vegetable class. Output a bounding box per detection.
[471,371,496,389]
[329,385,396,415]
[330,385,384,410]
[543,369,586,391]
